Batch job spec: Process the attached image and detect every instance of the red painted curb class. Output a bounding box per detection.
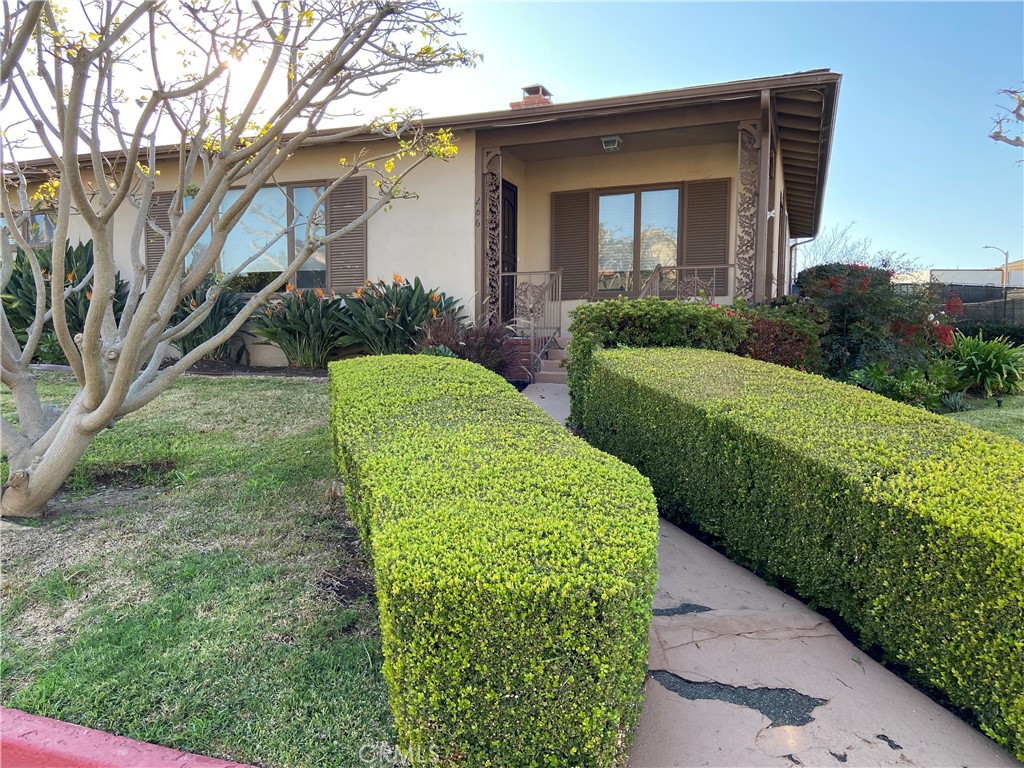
[0,708,254,768]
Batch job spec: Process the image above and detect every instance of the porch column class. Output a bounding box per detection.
[478,147,503,318]
[756,89,773,303]
[735,122,759,300]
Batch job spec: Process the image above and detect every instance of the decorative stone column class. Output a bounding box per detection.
[735,123,759,301]
[480,148,503,317]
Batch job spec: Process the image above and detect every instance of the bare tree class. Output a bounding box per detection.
[990,86,1023,152]
[794,221,920,276]
[1,0,473,517]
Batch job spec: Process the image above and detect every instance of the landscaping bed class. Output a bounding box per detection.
[1,374,391,767]
[574,348,1024,761]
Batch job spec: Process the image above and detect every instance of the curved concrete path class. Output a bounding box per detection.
[522,383,1020,768]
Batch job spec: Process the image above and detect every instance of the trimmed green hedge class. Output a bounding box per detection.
[567,298,749,424]
[578,348,1024,760]
[329,356,659,766]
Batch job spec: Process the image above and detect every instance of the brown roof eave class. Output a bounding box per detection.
[808,78,840,238]
[13,70,841,173]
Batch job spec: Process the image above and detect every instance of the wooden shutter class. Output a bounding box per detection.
[145,192,173,281]
[326,176,367,294]
[683,179,730,295]
[551,190,592,300]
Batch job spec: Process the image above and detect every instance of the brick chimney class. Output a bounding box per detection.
[510,84,552,109]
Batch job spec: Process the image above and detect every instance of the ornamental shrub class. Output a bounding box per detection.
[566,298,749,424]
[337,274,460,355]
[2,240,129,364]
[735,297,827,372]
[250,286,348,368]
[947,331,1024,397]
[416,312,520,375]
[170,273,247,362]
[329,357,658,766]
[578,347,1024,760]
[796,263,951,373]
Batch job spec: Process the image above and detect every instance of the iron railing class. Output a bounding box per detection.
[499,269,562,379]
[637,265,731,301]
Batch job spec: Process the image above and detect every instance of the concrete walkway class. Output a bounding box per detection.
[521,383,1019,768]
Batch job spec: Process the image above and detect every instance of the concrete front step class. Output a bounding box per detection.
[545,347,567,362]
[540,359,565,373]
[533,370,567,384]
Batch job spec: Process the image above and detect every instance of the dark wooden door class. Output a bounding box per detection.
[501,180,518,323]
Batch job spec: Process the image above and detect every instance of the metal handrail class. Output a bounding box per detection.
[499,268,562,380]
[638,265,731,302]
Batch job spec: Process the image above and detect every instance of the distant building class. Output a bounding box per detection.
[895,268,1019,287]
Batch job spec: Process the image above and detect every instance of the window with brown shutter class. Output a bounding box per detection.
[326,176,367,295]
[145,192,174,281]
[551,179,730,299]
[682,179,730,295]
[551,190,592,300]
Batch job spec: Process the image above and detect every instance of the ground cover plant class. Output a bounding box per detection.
[575,348,1024,760]
[1,374,392,767]
[329,356,659,766]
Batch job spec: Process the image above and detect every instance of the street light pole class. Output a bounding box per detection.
[983,245,1010,287]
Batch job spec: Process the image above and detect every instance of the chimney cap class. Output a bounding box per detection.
[521,84,552,99]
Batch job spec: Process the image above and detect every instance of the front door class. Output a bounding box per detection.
[500,180,518,323]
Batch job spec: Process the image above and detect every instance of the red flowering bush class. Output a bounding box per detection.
[944,294,965,318]
[739,317,813,369]
[796,263,952,373]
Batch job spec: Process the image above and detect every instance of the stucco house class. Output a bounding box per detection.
[12,69,841,374]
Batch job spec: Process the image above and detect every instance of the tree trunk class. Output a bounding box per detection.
[1,399,95,518]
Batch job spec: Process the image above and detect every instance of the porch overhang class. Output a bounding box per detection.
[467,70,840,238]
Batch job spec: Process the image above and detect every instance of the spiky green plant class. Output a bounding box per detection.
[249,287,349,369]
[1,241,129,364]
[948,331,1024,397]
[170,274,247,362]
[337,275,461,355]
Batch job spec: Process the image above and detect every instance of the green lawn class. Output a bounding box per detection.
[947,393,1024,441]
[0,374,392,767]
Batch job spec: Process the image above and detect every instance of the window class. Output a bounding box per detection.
[27,212,57,247]
[596,188,679,293]
[552,179,730,299]
[187,185,326,289]
[1,211,57,250]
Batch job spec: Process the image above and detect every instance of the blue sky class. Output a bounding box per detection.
[384,1,1024,271]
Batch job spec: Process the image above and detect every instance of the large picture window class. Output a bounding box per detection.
[188,184,326,289]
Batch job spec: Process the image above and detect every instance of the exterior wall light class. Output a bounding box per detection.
[601,135,622,152]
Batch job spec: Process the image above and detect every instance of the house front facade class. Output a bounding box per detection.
[12,70,841,368]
